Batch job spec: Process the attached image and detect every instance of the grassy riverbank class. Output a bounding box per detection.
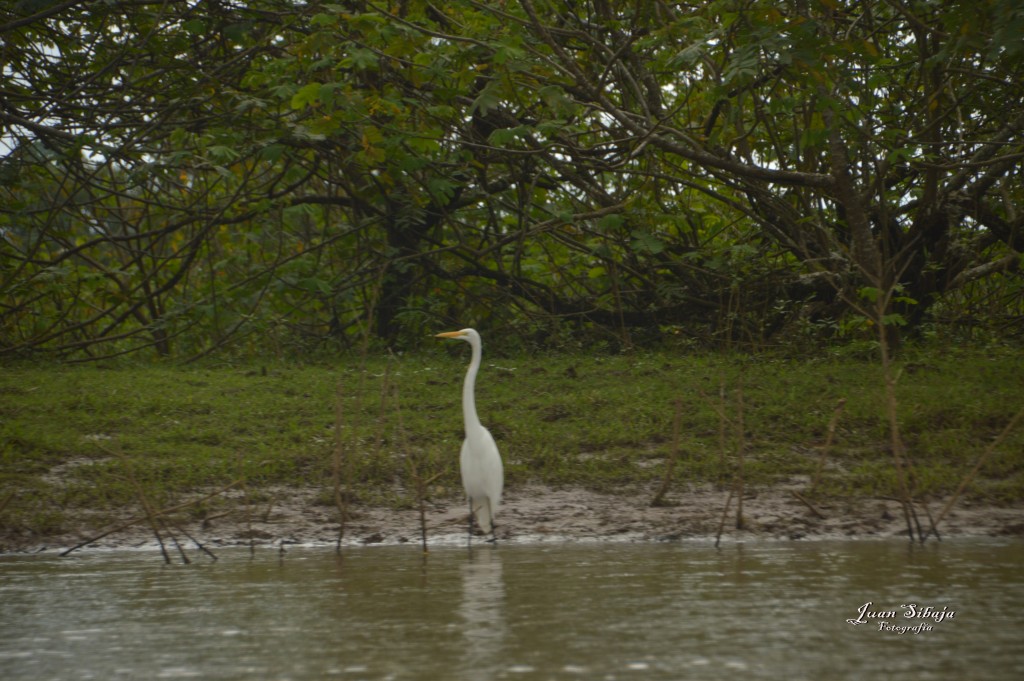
[2,344,1023,542]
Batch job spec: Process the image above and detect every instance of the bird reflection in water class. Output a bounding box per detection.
[458,549,507,680]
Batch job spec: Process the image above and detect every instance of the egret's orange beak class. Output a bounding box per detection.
[435,330,466,339]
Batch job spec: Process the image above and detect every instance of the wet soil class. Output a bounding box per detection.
[4,481,1023,554]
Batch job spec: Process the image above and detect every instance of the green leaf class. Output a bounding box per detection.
[183,19,206,35]
[488,126,529,146]
[406,136,440,154]
[881,313,907,327]
[597,214,625,231]
[283,203,317,227]
[318,82,341,109]
[669,42,705,68]
[469,82,501,116]
[536,119,567,137]
[290,83,322,110]
[537,85,566,108]
[311,13,339,28]
[630,230,665,255]
[342,48,379,71]
[493,44,526,66]
[223,22,252,44]
[426,177,456,203]
[208,146,240,163]
[858,287,881,303]
[259,144,287,162]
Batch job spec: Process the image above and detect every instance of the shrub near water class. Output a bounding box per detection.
[1,346,1022,538]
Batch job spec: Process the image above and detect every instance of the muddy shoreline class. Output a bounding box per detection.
[4,481,1024,555]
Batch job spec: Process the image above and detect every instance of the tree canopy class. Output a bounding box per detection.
[2,0,1022,360]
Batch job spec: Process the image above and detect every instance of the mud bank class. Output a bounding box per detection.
[4,482,1023,555]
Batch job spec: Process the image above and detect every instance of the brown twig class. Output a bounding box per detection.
[244,485,255,557]
[718,379,728,482]
[390,366,432,553]
[60,480,242,556]
[237,451,255,557]
[333,379,350,552]
[260,493,277,523]
[161,520,191,564]
[651,398,683,507]
[373,359,394,461]
[170,522,218,561]
[715,488,734,549]
[408,456,446,554]
[876,317,924,542]
[201,510,234,524]
[791,490,826,519]
[334,267,384,553]
[734,383,745,530]
[932,405,1024,532]
[696,381,732,484]
[101,442,173,563]
[810,398,846,494]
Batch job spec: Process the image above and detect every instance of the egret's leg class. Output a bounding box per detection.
[484,499,497,544]
[466,497,473,548]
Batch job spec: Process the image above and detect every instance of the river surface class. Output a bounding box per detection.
[1,539,1022,680]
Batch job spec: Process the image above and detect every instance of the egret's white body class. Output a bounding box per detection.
[436,328,503,541]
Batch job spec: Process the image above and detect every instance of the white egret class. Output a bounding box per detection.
[436,328,504,544]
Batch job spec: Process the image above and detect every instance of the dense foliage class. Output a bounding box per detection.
[2,0,1022,360]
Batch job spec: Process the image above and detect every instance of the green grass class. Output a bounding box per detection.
[1,344,1023,537]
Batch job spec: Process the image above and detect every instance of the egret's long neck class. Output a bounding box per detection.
[462,339,482,432]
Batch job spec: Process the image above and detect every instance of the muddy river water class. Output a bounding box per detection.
[1,539,1022,680]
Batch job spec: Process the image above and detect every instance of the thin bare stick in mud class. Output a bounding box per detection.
[791,490,825,519]
[334,266,385,554]
[810,398,846,495]
[237,452,255,558]
[245,488,255,557]
[390,369,430,553]
[715,488,734,549]
[101,442,172,563]
[734,383,746,530]
[933,405,1024,534]
[60,480,242,557]
[170,522,218,561]
[162,521,190,564]
[882,360,919,540]
[332,379,350,553]
[718,380,728,483]
[651,398,683,508]
[698,381,732,486]
[407,453,445,554]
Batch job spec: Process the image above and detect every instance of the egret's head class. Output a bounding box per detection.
[435,328,478,344]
